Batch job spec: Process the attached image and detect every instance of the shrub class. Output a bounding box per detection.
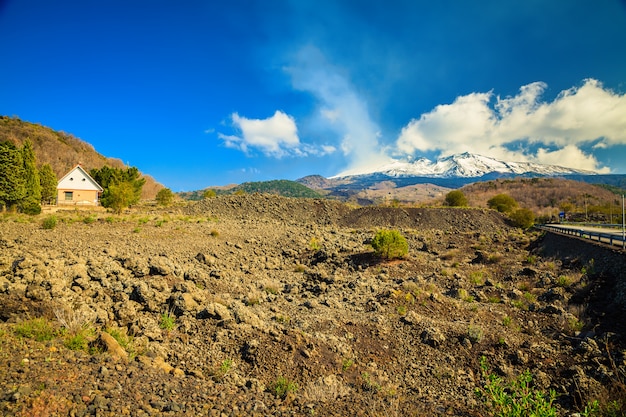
[156,188,174,206]
[477,356,557,417]
[509,208,535,229]
[371,229,409,259]
[14,318,58,341]
[488,194,518,214]
[42,215,57,229]
[19,200,42,215]
[445,190,468,207]
[271,376,298,399]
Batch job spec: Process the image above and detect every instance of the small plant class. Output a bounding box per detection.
[361,372,381,392]
[396,304,407,315]
[371,229,408,259]
[309,237,321,251]
[213,358,233,380]
[271,376,298,399]
[132,227,141,233]
[342,358,354,372]
[556,275,571,287]
[42,215,58,230]
[469,271,485,286]
[155,219,167,227]
[64,332,90,351]
[105,327,133,351]
[477,356,557,417]
[138,216,150,224]
[104,216,116,223]
[82,215,96,224]
[467,324,484,343]
[210,229,220,237]
[264,284,280,295]
[275,314,290,325]
[159,310,176,330]
[502,316,512,327]
[14,318,58,341]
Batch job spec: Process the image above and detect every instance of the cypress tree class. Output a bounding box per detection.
[39,163,58,205]
[22,140,41,203]
[0,142,26,211]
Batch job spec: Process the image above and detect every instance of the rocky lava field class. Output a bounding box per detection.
[0,194,624,416]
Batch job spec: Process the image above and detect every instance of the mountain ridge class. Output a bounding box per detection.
[331,152,597,179]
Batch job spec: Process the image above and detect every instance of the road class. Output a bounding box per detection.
[540,224,626,249]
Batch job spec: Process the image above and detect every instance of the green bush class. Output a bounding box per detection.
[42,215,58,229]
[477,356,557,417]
[14,318,58,341]
[371,229,408,259]
[271,376,298,399]
[156,188,174,206]
[445,190,468,207]
[19,200,42,215]
[509,208,535,229]
[488,194,518,214]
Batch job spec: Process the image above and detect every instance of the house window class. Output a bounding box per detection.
[64,191,73,201]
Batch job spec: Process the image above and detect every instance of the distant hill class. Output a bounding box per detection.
[178,180,322,200]
[0,116,163,199]
[460,177,624,222]
[231,180,323,198]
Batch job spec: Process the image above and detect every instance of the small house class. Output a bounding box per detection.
[57,165,103,206]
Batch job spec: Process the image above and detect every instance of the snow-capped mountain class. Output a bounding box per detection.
[331,152,597,179]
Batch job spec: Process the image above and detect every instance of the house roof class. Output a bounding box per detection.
[57,165,104,192]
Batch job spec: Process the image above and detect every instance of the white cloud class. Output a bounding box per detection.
[396,79,626,172]
[219,110,336,158]
[285,45,390,172]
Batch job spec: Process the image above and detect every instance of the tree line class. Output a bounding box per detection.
[0,139,147,214]
[0,140,57,214]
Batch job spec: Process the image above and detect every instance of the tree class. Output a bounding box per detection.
[91,166,145,211]
[106,181,137,214]
[0,141,26,211]
[203,189,217,199]
[371,229,409,259]
[19,140,41,214]
[509,208,535,229]
[39,164,57,205]
[445,190,468,207]
[155,188,174,206]
[488,193,518,213]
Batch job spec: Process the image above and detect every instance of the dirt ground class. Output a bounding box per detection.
[0,195,624,416]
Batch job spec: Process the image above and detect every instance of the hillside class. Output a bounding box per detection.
[459,177,622,221]
[178,180,323,201]
[0,116,163,199]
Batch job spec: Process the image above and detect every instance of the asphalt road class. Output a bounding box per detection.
[541,224,626,249]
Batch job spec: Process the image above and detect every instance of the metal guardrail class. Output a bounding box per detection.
[538,224,626,250]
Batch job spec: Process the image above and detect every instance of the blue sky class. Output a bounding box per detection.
[1,1,625,191]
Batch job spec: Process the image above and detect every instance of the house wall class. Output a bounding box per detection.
[57,189,100,206]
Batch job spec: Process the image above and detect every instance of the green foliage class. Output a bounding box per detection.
[39,163,57,204]
[91,166,145,213]
[488,193,518,214]
[155,188,174,206]
[477,356,557,417]
[0,141,26,210]
[271,376,298,399]
[106,181,138,214]
[371,229,409,259]
[64,332,90,351]
[203,189,217,199]
[445,190,468,207]
[231,180,322,198]
[21,140,41,205]
[14,318,58,341]
[159,310,176,330]
[19,199,42,215]
[42,215,58,229]
[509,208,535,228]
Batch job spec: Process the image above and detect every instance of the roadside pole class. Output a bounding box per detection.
[622,194,625,250]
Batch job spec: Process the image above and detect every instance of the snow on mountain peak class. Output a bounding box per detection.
[330,153,597,179]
